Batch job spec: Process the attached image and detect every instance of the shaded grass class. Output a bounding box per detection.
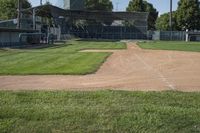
[138,41,200,52]
[0,90,200,133]
[0,40,126,75]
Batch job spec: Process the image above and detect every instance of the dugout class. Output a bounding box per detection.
[0,28,39,47]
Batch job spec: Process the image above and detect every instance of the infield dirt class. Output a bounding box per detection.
[0,42,200,91]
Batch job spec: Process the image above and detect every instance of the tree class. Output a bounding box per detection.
[126,0,145,12]
[156,12,178,31]
[44,1,51,5]
[143,1,158,30]
[84,0,113,25]
[176,0,200,30]
[126,0,158,30]
[0,0,31,20]
[85,0,113,11]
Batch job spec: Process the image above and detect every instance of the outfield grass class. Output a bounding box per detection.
[0,91,200,133]
[138,41,200,52]
[0,40,125,75]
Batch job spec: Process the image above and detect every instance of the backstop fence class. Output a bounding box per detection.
[67,25,147,40]
[21,5,149,40]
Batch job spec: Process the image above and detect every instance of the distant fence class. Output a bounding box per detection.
[150,31,186,41]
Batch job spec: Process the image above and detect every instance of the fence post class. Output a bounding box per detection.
[186,29,189,42]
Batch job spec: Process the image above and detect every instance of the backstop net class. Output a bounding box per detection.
[21,5,149,40]
[61,10,149,40]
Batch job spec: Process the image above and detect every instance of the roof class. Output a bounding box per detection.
[21,5,149,22]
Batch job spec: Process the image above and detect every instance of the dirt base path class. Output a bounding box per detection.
[1,42,200,92]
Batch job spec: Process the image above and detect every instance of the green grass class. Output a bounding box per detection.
[0,40,126,75]
[138,41,200,52]
[0,91,200,133]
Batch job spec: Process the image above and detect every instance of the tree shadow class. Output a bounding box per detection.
[0,43,72,50]
[77,39,120,42]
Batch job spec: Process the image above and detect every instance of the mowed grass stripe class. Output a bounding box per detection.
[0,40,125,75]
[0,91,200,132]
[1,52,109,74]
[138,41,200,52]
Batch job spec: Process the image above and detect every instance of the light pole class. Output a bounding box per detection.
[17,0,21,29]
[116,1,119,11]
[170,0,172,40]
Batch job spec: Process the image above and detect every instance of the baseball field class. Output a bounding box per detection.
[0,40,200,132]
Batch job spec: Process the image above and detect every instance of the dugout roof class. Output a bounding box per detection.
[21,5,149,26]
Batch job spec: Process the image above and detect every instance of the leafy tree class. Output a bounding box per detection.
[143,1,158,30]
[176,0,200,30]
[156,12,178,31]
[126,0,145,12]
[126,0,158,30]
[84,0,113,25]
[44,1,51,5]
[85,0,113,11]
[0,0,31,20]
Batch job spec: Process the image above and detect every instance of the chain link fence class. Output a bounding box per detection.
[150,31,186,41]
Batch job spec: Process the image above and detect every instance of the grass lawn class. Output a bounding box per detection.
[138,41,200,52]
[0,40,125,75]
[0,91,200,133]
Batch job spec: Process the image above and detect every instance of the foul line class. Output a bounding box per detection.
[134,53,176,90]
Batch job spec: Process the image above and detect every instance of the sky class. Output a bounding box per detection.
[29,0,179,15]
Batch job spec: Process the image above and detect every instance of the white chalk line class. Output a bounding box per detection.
[134,53,176,90]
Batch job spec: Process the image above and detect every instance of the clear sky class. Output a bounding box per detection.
[29,0,179,15]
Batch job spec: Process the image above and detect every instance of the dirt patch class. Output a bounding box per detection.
[1,42,200,92]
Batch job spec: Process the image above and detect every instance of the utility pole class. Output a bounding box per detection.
[40,0,43,5]
[169,0,172,40]
[33,8,36,30]
[17,0,21,29]
[116,2,119,11]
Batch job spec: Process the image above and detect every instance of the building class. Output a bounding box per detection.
[0,4,149,47]
[63,0,85,10]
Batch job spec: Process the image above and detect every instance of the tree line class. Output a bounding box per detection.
[0,0,199,31]
[126,0,200,31]
[156,0,200,31]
